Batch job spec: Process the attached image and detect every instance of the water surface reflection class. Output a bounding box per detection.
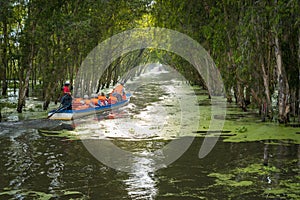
[124,151,158,200]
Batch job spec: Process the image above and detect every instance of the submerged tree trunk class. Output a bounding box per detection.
[253,12,273,120]
[17,65,32,113]
[261,59,272,119]
[234,82,247,111]
[43,81,60,110]
[275,36,290,123]
[290,89,297,122]
[245,86,251,106]
[43,84,53,111]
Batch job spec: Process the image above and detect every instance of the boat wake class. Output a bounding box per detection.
[0,119,74,137]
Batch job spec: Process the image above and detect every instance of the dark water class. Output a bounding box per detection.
[0,131,299,199]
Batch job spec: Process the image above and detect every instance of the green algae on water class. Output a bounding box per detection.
[223,121,300,144]
[207,162,300,199]
[235,163,280,175]
[208,172,253,187]
[38,129,79,140]
[192,85,300,144]
[0,189,88,200]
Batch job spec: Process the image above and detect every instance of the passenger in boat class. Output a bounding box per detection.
[112,83,126,101]
[72,95,82,110]
[98,92,108,106]
[91,94,100,106]
[60,92,72,110]
[59,81,72,110]
[75,95,92,109]
[108,93,118,104]
[84,95,97,108]
[72,95,82,103]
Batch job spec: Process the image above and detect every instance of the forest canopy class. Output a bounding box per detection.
[0,0,299,123]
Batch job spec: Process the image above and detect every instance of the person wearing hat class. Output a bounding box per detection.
[75,95,89,109]
[60,81,72,110]
[97,92,108,106]
[63,81,71,95]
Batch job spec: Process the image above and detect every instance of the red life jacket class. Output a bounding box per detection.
[63,86,70,94]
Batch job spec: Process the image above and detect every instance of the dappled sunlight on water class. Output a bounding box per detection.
[124,151,158,200]
[74,65,199,142]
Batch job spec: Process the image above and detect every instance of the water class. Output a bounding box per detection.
[0,65,299,199]
[0,133,299,199]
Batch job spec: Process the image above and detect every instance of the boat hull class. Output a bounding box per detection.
[48,97,130,120]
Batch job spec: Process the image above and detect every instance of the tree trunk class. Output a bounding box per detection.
[275,36,290,123]
[226,88,233,103]
[291,89,296,122]
[1,14,8,96]
[245,86,251,106]
[43,81,60,110]
[261,62,272,119]
[298,34,300,123]
[253,12,273,120]
[235,82,247,111]
[43,84,52,110]
[43,99,51,111]
[0,112,1,122]
[17,9,36,113]
[17,66,32,113]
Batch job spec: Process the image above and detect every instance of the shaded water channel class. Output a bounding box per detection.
[0,66,299,199]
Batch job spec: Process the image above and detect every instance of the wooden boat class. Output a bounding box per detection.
[48,94,131,120]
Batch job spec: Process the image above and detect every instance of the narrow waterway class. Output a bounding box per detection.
[0,65,299,199]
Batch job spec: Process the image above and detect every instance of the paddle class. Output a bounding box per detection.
[47,93,73,119]
[47,104,70,119]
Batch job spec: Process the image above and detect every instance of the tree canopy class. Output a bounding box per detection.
[0,0,299,123]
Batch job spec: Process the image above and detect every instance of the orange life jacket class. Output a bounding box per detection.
[72,98,82,110]
[91,98,99,105]
[98,95,107,100]
[84,99,91,105]
[73,98,82,103]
